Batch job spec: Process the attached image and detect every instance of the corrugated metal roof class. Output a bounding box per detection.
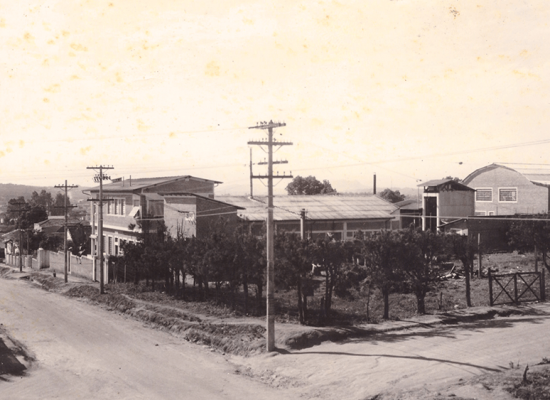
[217,195,396,222]
[90,175,222,193]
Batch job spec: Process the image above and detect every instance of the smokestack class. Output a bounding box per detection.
[373,173,377,195]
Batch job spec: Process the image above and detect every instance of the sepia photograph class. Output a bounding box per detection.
[1,1,550,399]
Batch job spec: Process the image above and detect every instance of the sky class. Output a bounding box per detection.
[1,0,550,196]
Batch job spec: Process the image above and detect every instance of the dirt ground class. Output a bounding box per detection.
[2,264,550,399]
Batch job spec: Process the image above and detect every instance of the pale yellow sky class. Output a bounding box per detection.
[1,0,549,194]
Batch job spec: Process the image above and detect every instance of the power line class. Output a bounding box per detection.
[53,180,78,283]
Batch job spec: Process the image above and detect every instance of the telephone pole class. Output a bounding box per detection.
[87,165,114,294]
[54,180,78,283]
[12,202,30,273]
[248,120,293,352]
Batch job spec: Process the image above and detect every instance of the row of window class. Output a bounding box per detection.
[95,236,136,256]
[475,188,517,203]
[107,199,126,215]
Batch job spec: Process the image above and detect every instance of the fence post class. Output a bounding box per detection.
[541,269,546,302]
[489,269,493,306]
[514,274,518,305]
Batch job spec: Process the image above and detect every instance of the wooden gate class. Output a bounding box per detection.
[489,270,546,306]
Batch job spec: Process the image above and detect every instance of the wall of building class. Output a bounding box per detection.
[196,197,239,237]
[163,196,197,238]
[438,190,475,219]
[467,167,549,215]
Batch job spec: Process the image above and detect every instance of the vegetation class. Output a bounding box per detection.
[285,175,337,195]
[378,188,406,203]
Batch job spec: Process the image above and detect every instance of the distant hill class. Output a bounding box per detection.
[0,183,92,205]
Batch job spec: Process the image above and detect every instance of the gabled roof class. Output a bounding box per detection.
[89,175,222,193]
[462,163,550,187]
[217,195,396,222]
[418,179,475,192]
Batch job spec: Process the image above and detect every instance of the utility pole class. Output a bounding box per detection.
[54,180,78,283]
[248,120,293,352]
[11,202,30,273]
[300,209,307,240]
[249,148,254,198]
[87,165,114,294]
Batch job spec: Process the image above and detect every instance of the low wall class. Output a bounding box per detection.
[68,255,95,281]
[48,252,102,282]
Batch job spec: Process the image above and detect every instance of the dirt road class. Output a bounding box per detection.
[0,277,295,400]
[236,305,550,399]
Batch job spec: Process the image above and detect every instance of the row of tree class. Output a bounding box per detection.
[116,218,484,324]
[5,190,73,228]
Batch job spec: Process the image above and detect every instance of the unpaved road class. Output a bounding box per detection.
[236,305,550,399]
[0,277,295,400]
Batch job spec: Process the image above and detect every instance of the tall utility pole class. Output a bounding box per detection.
[54,180,78,283]
[249,148,254,198]
[300,209,307,240]
[12,202,30,272]
[248,120,293,352]
[87,165,114,294]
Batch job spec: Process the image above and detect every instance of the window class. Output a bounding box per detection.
[114,199,119,215]
[475,188,492,202]
[107,201,112,215]
[149,200,164,217]
[108,237,113,255]
[120,199,125,215]
[488,211,495,216]
[499,188,517,202]
[474,211,486,216]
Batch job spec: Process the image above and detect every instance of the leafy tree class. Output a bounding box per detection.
[51,193,72,216]
[6,197,26,223]
[446,233,477,307]
[508,214,550,273]
[401,228,446,314]
[362,230,403,319]
[378,188,406,203]
[234,225,266,314]
[285,176,337,195]
[311,239,351,320]
[29,190,53,213]
[19,206,48,229]
[275,232,314,324]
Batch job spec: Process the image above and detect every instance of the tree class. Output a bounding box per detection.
[51,193,72,216]
[401,228,446,314]
[311,239,351,321]
[362,230,403,319]
[378,189,406,203]
[446,233,477,307]
[19,206,48,229]
[6,196,26,223]
[275,232,313,324]
[29,190,53,213]
[285,176,337,195]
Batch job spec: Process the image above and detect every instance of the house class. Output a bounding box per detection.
[462,163,550,216]
[88,175,243,259]
[216,194,398,240]
[419,179,475,232]
[34,216,91,244]
[394,198,422,230]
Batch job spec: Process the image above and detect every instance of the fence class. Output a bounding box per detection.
[4,249,106,283]
[489,270,546,306]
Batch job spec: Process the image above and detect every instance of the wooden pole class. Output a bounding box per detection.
[477,233,482,278]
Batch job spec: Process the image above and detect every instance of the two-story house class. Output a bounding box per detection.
[88,175,243,261]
